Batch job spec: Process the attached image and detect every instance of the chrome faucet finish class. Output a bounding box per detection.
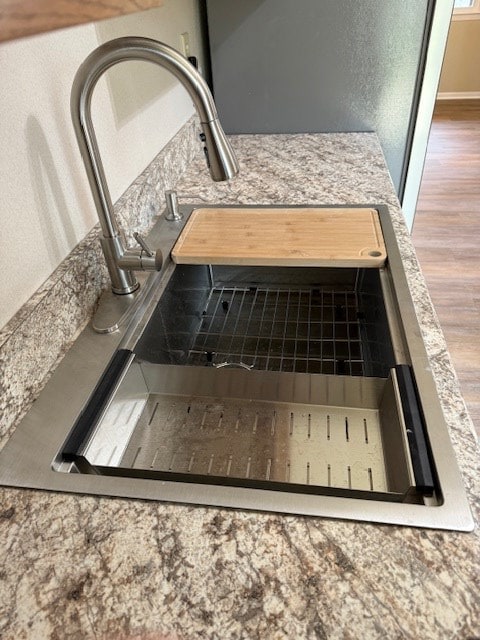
[71,37,239,295]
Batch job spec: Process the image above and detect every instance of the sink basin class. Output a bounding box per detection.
[61,264,419,502]
[0,205,473,531]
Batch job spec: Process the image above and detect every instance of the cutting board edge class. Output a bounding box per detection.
[171,254,387,268]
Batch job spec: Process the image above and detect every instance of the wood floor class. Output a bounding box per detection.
[412,99,480,437]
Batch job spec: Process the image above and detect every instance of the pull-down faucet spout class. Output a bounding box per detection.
[71,36,239,295]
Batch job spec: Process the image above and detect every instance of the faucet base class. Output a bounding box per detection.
[100,235,139,294]
[111,282,140,296]
[93,275,147,334]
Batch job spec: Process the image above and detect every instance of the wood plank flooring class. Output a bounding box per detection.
[412,99,480,437]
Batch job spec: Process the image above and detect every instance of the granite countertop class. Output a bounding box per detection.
[1,133,479,639]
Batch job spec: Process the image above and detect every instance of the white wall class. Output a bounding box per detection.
[438,19,480,95]
[0,0,205,330]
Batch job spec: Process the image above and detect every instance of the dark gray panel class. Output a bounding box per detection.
[206,0,429,191]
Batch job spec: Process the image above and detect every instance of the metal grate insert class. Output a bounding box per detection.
[187,286,365,375]
[119,393,388,493]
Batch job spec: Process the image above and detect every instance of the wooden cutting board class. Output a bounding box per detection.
[171,207,386,267]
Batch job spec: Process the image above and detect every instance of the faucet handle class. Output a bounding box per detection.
[133,232,154,257]
[120,234,163,272]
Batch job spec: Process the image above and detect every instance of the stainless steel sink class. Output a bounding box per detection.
[0,205,473,531]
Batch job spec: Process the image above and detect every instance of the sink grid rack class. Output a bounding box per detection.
[187,285,366,375]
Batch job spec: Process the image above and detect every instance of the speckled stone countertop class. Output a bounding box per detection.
[1,133,479,639]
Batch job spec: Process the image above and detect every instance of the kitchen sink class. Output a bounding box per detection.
[0,205,473,531]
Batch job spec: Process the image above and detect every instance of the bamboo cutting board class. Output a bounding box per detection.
[171,207,386,267]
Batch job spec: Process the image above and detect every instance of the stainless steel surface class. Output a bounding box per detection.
[378,267,409,364]
[0,205,473,531]
[80,352,143,466]
[185,284,368,375]
[76,260,417,502]
[381,367,416,495]
[133,232,154,258]
[122,394,389,492]
[71,36,238,294]
[80,361,418,500]
[92,287,142,334]
[118,245,163,272]
[98,234,140,294]
[199,116,239,180]
[134,263,395,378]
[165,190,182,221]
[92,207,193,333]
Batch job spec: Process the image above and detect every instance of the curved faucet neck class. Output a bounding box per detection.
[71,37,238,294]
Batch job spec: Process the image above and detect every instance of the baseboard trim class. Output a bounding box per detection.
[437,91,480,101]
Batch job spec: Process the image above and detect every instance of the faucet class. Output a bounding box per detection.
[71,37,238,295]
